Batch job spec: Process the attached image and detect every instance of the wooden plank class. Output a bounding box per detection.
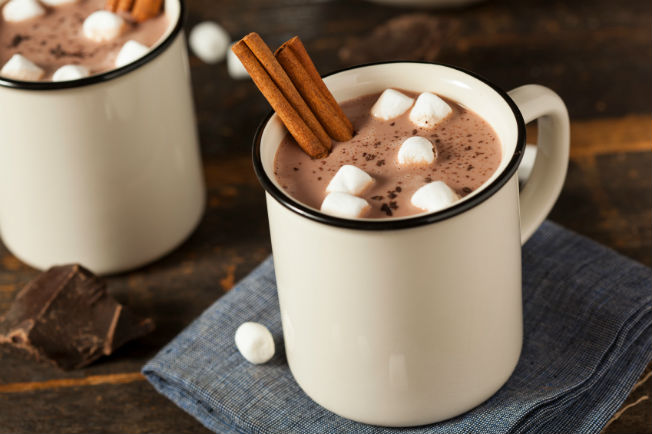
[526,115,652,158]
[0,380,211,434]
[0,373,144,393]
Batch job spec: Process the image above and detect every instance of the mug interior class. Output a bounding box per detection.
[0,0,183,90]
[255,62,525,229]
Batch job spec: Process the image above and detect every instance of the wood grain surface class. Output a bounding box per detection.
[0,0,650,432]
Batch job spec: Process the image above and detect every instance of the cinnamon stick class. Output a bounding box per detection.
[276,37,353,141]
[131,0,163,22]
[242,33,332,151]
[104,0,119,11]
[231,41,329,159]
[116,0,134,13]
[105,0,161,21]
[275,46,352,142]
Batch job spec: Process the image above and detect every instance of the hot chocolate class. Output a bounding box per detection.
[0,0,167,81]
[274,89,501,218]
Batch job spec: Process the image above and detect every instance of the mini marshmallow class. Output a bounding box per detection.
[189,21,230,64]
[411,181,459,213]
[235,322,275,364]
[0,54,44,81]
[115,40,149,68]
[326,165,374,196]
[227,44,249,79]
[83,11,125,43]
[2,0,45,22]
[52,64,90,81]
[40,0,77,5]
[409,92,452,128]
[398,136,435,166]
[321,192,370,219]
[370,89,414,121]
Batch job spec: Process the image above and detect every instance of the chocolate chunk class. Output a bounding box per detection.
[0,265,154,370]
[339,14,456,64]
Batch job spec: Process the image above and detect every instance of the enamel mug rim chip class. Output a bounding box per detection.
[252,61,526,231]
[0,0,185,90]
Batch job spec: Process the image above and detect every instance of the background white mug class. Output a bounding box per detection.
[254,62,569,426]
[0,0,204,275]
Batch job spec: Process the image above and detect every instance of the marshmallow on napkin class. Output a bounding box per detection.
[2,0,45,22]
[411,181,459,213]
[398,136,435,166]
[234,322,275,365]
[189,21,230,64]
[52,64,90,81]
[0,54,44,81]
[409,92,452,128]
[321,192,370,219]
[370,89,414,121]
[83,11,126,43]
[326,165,374,196]
[115,40,149,68]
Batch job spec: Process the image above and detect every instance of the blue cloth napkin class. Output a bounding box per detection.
[143,221,652,434]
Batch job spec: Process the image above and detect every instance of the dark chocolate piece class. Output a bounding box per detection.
[0,265,154,370]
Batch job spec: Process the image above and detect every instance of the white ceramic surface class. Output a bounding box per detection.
[255,63,569,426]
[0,0,205,275]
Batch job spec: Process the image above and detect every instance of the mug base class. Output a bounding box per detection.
[287,347,521,427]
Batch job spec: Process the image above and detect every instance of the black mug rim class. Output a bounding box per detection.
[0,0,185,91]
[252,61,526,231]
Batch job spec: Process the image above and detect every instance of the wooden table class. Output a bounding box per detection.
[1,0,650,432]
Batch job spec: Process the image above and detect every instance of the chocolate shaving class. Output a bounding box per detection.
[49,44,85,59]
[339,14,457,65]
[9,34,29,48]
[0,265,154,370]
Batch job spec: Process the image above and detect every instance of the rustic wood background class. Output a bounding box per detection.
[1,0,650,432]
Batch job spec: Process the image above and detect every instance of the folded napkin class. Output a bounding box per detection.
[143,221,652,434]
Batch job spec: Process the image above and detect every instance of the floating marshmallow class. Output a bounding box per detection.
[2,0,45,22]
[40,0,77,5]
[227,44,249,79]
[82,11,125,43]
[411,181,459,213]
[370,89,414,121]
[52,64,90,82]
[321,192,370,219]
[0,54,44,81]
[409,92,452,128]
[235,322,275,364]
[326,165,374,196]
[398,136,435,166]
[189,21,230,64]
[115,40,149,68]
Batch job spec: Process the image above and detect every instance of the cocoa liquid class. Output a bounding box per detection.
[0,0,168,80]
[274,90,502,218]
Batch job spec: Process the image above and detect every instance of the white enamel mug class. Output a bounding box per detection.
[0,0,205,275]
[253,62,569,426]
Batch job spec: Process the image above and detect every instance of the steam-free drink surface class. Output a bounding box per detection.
[274,90,502,218]
[0,0,168,80]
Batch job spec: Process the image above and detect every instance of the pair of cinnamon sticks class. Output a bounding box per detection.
[232,33,353,158]
[105,0,163,22]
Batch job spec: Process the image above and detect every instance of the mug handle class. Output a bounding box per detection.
[507,85,570,244]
